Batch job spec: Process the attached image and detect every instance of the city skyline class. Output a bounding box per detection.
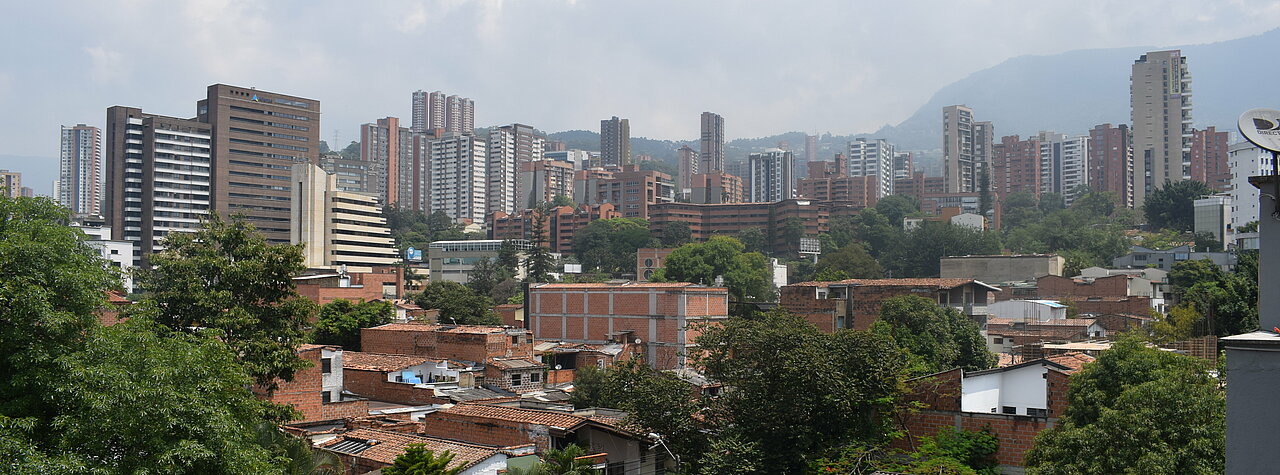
[4,2,1280,194]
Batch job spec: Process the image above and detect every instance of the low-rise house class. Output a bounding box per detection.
[526,282,729,370]
[485,357,547,393]
[896,353,1094,472]
[318,428,538,475]
[419,402,659,473]
[1112,244,1237,272]
[779,278,1001,332]
[294,266,406,306]
[987,299,1068,322]
[361,323,534,364]
[342,351,477,406]
[256,344,369,422]
[535,340,640,384]
[985,317,1104,358]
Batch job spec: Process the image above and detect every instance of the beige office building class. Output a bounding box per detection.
[292,163,398,273]
[1131,50,1192,208]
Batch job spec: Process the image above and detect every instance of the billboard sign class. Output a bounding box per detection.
[405,247,423,262]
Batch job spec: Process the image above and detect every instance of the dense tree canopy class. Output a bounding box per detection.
[1143,179,1215,231]
[652,236,774,302]
[383,206,466,250]
[872,295,996,376]
[572,217,655,274]
[129,213,316,388]
[1158,254,1259,338]
[568,360,705,465]
[813,242,883,279]
[883,221,1002,277]
[874,194,921,227]
[660,220,693,247]
[1025,337,1223,474]
[311,299,394,351]
[414,280,500,325]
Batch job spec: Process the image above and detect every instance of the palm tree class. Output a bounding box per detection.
[382,444,463,475]
[254,423,342,475]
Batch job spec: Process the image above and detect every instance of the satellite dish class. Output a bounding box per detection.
[555,364,562,370]
[634,338,642,344]
[1238,108,1280,153]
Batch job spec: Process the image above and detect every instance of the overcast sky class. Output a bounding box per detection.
[4,0,1280,191]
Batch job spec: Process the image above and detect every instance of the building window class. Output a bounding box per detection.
[321,358,332,374]
[645,258,654,267]
[993,337,1003,344]
[511,335,520,345]
[510,374,522,386]
[530,372,541,383]
[1002,406,1016,415]
[321,391,332,403]
[1027,408,1048,417]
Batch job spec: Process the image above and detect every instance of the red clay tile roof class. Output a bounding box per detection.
[442,403,594,430]
[297,344,339,352]
[368,323,520,334]
[1045,352,1096,373]
[106,291,131,304]
[318,428,505,468]
[489,358,546,370]
[343,352,434,372]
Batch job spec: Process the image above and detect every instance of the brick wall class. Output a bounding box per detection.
[343,368,449,406]
[258,346,324,422]
[1071,297,1151,316]
[779,286,840,332]
[420,412,550,450]
[1038,275,1131,298]
[360,327,533,364]
[321,399,370,420]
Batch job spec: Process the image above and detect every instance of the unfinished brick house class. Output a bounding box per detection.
[256,344,368,422]
[341,351,476,406]
[526,282,729,370]
[360,323,534,364]
[779,278,1001,332]
[293,266,406,307]
[896,353,1094,472]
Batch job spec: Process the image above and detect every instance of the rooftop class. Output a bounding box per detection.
[530,281,726,291]
[343,352,434,372]
[489,357,546,370]
[789,278,1001,292]
[366,323,524,334]
[1045,352,1097,372]
[442,402,591,430]
[318,428,516,469]
[987,317,1096,327]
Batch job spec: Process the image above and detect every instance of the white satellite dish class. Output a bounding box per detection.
[1239,108,1280,153]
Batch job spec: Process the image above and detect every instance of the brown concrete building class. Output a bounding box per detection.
[780,278,1000,332]
[992,135,1042,199]
[105,106,213,265]
[796,159,880,210]
[361,323,534,365]
[1088,123,1134,208]
[677,145,699,193]
[689,171,744,204]
[199,84,321,245]
[527,282,729,370]
[576,165,674,219]
[647,199,827,255]
[636,248,676,281]
[1190,126,1231,192]
[893,171,945,205]
[489,203,620,254]
[359,117,409,206]
[939,254,1065,284]
[700,112,725,172]
[517,159,573,208]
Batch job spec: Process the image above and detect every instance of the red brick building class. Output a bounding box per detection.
[360,323,534,365]
[647,199,827,256]
[294,266,406,307]
[689,171,745,204]
[318,427,537,475]
[340,351,472,406]
[780,278,1000,332]
[574,165,675,219]
[893,171,946,206]
[1190,126,1231,191]
[489,203,620,254]
[636,248,675,281]
[992,135,1043,199]
[527,282,729,370]
[795,159,880,210]
[1089,123,1134,208]
[256,344,368,422]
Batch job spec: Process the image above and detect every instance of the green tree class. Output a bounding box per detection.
[1143,179,1214,231]
[340,140,360,160]
[466,257,505,297]
[695,311,906,472]
[567,360,705,464]
[872,296,995,375]
[1025,336,1223,474]
[811,268,850,282]
[551,194,575,208]
[540,444,602,475]
[382,444,463,475]
[813,242,883,279]
[1069,190,1117,220]
[497,240,521,275]
[311,299,394,351]
[660,220,693,247]
[736,226,768,254]
[978,168,994,219]
[779,217,806,256]
[653,236,774,302]
[875,195,920,228]
[129,213,316,389]
[256,422,342,475]
[414,281,500,325]
[884,221,1001,277]
[1037,192,1065,213]
[573,218,655,274]
[524,204,557,283]
[1193,232,1222,252]
[1000,191,1042,231]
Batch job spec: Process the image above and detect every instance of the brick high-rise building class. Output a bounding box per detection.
[943,105,978,193]
[1190,126,1230,192]
[690,172,744,204]
[748,149,794,202]
[648,199,826,255]
[992,135,1042,199]
[847,138,895,199]
[198,84,320,244]
[1088,123,1134,208]
[577,165,674,219]
[488,124,544,214]
[677,145,698,193]
[1131,50,1192,207]
[700,112,725,172]
[411,90,473,135]
[59,124,103,215]
[105,106,213,265]
[360,117,410,206]
[600,116,631,167]
[517,159,574,208]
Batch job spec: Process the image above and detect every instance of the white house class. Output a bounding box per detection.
[950,212,986,230]
[987,299,1068,322]
[74,224,135,293]
[960,355,1092,417]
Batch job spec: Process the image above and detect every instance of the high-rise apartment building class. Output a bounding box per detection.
[748,149,794,203]
[690,172,744,204]
[973,121,994,172]
[517,159,574,208]
[1131,50,1192,207]
[0,169,22,198]
[847,138,894,199]
[805,135,818,164]
[1037,131,1090,204]
[360,117,411,206]
[105,106,213,265]
[488,124,544,214]
[600,116,631,167]
[429,133,488,222]
[677,145,699,193]
[1227,141,1277,229]
[198,84,320,244]
[59,124,103,215]
[893,151,914,180]
[411,90,474,135]
[943,105,979,193]
[991,135,1042,198]
[319,151,371,194]
[1190,126,1231,192]
[700,112,725,172]
[292,163,398,272]
[1088,123,1134,208]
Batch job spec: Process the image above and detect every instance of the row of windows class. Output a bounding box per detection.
[229,192,291,202]
[229,159,291,170]
[228,203,290,213]
[154,133,211,145]
[229,148,303,162]
[229,170,289,181]
[229,181,289,192]
[229,115,309,131]
[229,127,309,142]
[228,105,310,121]
[228,137,309,152]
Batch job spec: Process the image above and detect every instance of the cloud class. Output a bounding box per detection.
[84,46,129,83]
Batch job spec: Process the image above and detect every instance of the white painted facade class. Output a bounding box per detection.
[75,224,135,293]
[1227,141,1276,229]
[321,347,344,403]
[988,300,1067,322]
[847,138,895,199]
[961,363,1051,417]
[949,212,986,230]
[390,360,463,384]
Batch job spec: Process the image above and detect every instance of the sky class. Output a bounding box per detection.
[4,0,1280,194]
